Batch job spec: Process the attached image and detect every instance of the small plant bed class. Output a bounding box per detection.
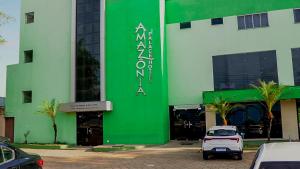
[244,140,288,150]
[12,143,71,150]
[92,146,136,152]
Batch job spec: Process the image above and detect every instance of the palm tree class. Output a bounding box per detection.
[38,99,59,144]
[252,80,286,142]
[207,98,236,126]
[0,11,13,43]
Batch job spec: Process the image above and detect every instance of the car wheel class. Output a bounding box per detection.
[237,152,243,160]
[203,151,209,160]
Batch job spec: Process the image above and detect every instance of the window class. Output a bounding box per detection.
[24,50,33,63]
[211,18,223,25]
[213,50,278,90]
[216,102,282,139]
[292,48,300,85]
[259,162,300,169]
[23,91,32,103]
[207,129,236,136]
[180,22,191,29]
[25,12,34,24]
[294,9,300,23]
[237,13,269,30]
[237,16,246,30]
[0,146,15,165]
[76,0,101,102]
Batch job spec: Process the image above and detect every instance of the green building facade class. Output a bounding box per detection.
[5,0,300,145]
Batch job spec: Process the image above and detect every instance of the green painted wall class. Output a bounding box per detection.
[166,0,300,23]
[167,9,300,106]
[7,0,300,145]
[6,0,76,144]
[104,0,169,144]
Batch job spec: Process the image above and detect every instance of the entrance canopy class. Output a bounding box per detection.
[59,101,113,113]
[203,86,300,104]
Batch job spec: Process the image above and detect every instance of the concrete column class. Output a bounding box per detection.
[205,106,216,131]
[281,100,299,140]
[0,109,4,137]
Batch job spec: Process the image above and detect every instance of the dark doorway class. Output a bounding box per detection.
[170,106,206,140]
[77,112,103,146]
[5,117,14,143]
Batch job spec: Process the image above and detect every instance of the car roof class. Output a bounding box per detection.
[209,126,237,130]
[260,142,300,161]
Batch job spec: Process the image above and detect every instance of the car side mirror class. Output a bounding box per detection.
[240,132,245,138]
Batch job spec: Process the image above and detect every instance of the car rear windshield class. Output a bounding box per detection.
[207,129,236,136]
[259,161,300,169]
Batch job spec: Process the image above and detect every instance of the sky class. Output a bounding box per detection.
[0,0,20,97]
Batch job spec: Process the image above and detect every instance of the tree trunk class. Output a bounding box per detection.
[267,112,274,142]
[223,118,228,126]
[53,122,57,144]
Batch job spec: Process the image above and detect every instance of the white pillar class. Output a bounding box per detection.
[281,100,299,140]
[205,106,216,131]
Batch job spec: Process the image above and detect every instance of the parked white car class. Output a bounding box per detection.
[250,142,300,169]
[202,126,243,160]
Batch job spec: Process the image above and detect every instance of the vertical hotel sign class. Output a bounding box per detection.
[135,23,154,96]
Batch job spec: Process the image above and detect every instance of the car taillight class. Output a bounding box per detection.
[203,137,240,143]
[37,159,44,167]
[229,138,240,143]
[203,138,212,142]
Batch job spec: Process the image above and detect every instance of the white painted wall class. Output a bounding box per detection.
[167,8,300,105]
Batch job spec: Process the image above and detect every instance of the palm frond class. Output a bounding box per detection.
[207,98,239,118]
[252,80,286,113]
[38,99,59,121]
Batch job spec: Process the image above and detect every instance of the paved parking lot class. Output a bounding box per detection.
[24,143,255,169]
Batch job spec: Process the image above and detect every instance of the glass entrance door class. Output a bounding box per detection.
[170,107,206,140]
[77,112,103,146]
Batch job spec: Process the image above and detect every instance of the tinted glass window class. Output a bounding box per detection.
[294,9,300,23]
[237,16,245,30]
[2,147,13,161]
[216,102,282,139]
[253,14,261,27]
[23,91,32,103]
[292,48,300,85]
[0,147,3,163]
[25,12,34,24]
[180,22,191,29]
[24,50,33,63]
[0,146,14,164]
[211,18,223,25]
[245,15,254,29]
[261,13,269,27]
[207,129,236,136]
[213,50,278,90]
[76,0,101,102]
[259,162,300,169]
[238,13,269,30]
